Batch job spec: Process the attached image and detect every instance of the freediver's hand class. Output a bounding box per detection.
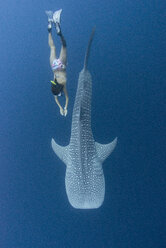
[60,107,64,116]
[64,107,68,117]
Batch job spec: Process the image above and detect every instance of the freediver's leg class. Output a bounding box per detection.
[48,32,56,66]
[53,9,66,64]
[58,30,67,65]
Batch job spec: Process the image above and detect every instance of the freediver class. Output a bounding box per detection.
[46,9,68,116]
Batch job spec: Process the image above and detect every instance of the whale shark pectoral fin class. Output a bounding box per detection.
[51,138,69,164]
[95,137,117,163]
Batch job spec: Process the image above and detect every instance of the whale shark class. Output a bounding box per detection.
[51,28,117,209]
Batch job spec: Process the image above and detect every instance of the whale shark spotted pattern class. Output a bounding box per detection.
[51,29,117,209]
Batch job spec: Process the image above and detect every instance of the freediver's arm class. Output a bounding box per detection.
[63,85,69,116]
[63,85,69,109]
[54,96,64,116]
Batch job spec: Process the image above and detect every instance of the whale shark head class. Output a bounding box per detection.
[65,158,105,209]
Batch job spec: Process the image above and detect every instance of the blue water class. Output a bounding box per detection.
[0,0,165,247]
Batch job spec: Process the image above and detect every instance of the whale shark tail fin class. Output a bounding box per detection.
[51,138,69,165]
[83,27,96,71]
[95,137,117,163]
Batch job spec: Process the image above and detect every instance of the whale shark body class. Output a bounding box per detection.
[51,29,117,209]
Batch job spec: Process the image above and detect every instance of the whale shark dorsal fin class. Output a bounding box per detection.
[95,137,117,163]
[51,138,69,165]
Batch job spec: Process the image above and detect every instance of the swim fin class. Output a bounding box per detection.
[53,9,62,24]
[45,10,53,22]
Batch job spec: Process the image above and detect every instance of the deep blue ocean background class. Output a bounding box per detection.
[0,0,165,247]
